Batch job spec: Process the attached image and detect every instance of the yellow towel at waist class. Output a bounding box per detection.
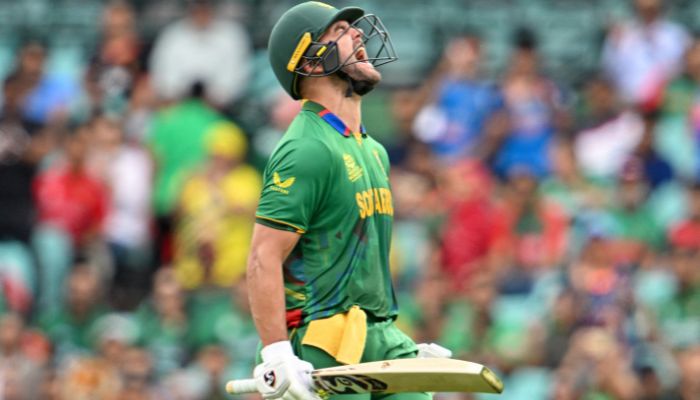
[301,305,367,365]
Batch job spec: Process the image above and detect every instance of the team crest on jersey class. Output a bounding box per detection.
[343,154,363,182]
[272,172,295,194]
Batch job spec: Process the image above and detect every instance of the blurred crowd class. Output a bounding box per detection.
[1,0,700,399]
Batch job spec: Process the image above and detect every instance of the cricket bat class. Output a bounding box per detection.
[225,358,504,395]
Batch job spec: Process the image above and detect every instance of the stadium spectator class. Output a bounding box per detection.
[658,38,700,179]
[490,168,569,293]
[439,273,498,362]
[540,139,612,220]
[174,122,260,290]
[437,160,498,292]
[0,313,43,400]
[3,41,80,128]
[0,73,51,244]
[32,127,109,314]
[116,346,166,400]
[574,75,644,180]
[149,0,251,107]
[34,127,109,249]
[146,84,223,265]
[492,28,565,179]
[630,111,674,190]
[187,281,257,380]
[81,0,143,121]
[607,158,665,261]
[133,268,190,378]
[84,114,153,309]
[602,0,690,105]
[413,33,506,163]
[38,263,109,365]
[61,313,144,400]
[554,328,641,399]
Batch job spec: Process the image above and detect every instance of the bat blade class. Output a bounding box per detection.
[311,358,504,394]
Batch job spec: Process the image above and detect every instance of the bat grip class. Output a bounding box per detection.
[226,379,258,394]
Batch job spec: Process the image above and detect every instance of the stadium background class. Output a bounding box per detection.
[1,0,700,399]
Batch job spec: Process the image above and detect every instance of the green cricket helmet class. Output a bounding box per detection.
[268,1,398,99]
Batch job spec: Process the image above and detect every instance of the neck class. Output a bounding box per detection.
[303,76,363,132]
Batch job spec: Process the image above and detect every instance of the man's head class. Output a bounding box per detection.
[443,33,481,79]
[268,1,397,99]
[635,0,663,24]
[187,0,214,29]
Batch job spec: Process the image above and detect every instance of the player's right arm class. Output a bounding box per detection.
[246,136,333,400]
[247,223,299,345]
[247,223,319,400]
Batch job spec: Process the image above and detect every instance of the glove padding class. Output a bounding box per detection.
[416,342,453,358]
[254,341,320,400]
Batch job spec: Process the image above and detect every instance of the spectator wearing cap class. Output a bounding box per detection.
[174,121,261,290]
[149,0,251,107]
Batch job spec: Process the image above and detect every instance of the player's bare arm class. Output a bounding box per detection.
[247,223,300,346]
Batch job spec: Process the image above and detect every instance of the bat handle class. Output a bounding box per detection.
[226,379,258,394]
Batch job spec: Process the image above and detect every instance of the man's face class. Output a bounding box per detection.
[635,0,661,23]
[189,2,213,29]
[318,20,382,86]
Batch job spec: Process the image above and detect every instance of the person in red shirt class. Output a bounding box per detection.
[438,160,497,292]
[489,167,569,292]
[34,127,108,250]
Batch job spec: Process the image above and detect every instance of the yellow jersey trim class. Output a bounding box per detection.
[256,215,306,234]
[285,287,307,301]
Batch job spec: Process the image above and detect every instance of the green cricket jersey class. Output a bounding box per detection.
[256,100,398,327]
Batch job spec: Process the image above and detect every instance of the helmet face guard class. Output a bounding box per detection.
[290,14,398,77]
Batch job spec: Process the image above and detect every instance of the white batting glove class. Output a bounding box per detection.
[416,342,453,358]
[254,341,320,400]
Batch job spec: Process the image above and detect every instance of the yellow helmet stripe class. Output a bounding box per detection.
[287,32,313,72]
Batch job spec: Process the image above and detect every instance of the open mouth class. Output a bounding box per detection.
[355,47,367,62]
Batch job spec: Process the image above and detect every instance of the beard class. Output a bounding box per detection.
[340,62,382,96]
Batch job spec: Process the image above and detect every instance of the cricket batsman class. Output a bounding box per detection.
[245,2,449,400]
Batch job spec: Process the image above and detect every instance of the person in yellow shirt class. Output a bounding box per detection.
[174,121,262,289]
